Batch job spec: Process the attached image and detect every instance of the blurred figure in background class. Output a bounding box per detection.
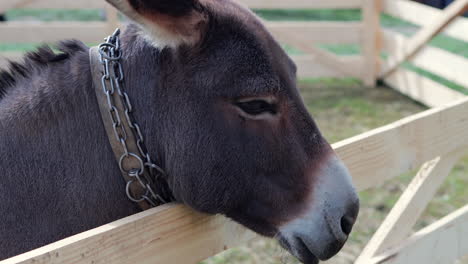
[420,0,453,8]
[412,0,467,16]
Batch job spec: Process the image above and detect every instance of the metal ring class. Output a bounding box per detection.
[98,42,116,50]
[119,152,145,175]
[125,180,145,203]
[131,169,148,189]
[101,75,113,94]
[98,43,120,61]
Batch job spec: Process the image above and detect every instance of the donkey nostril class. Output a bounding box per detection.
[340,199,359,236]
[340,215,354,236]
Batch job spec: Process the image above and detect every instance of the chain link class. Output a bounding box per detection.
[98,29,172,207]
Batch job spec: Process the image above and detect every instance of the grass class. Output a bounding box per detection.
[5,8,104,21]
[2,8,468,263]
[255,9,362,21]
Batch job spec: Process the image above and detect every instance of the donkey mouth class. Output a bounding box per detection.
[277,233,319,264]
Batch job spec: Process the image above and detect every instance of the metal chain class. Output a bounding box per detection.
[97,29,173,207]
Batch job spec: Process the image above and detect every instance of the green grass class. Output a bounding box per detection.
[319,44,361,55]
[6,8,103,21]
[431,35,468,58]
[0,43,41,52]
[403,63,468,95]
[255,9,361,21]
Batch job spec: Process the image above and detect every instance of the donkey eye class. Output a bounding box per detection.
[235,99,277,116]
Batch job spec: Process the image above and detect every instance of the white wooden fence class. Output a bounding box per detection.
[0,0,378,84]
[0,0,468,263]
[380,0,468,107]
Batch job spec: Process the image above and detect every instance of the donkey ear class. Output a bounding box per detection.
[106,0,207,48]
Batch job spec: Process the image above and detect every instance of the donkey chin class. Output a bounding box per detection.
[277,155,359,264]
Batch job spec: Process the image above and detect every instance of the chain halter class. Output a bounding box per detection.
[95,29,173,208]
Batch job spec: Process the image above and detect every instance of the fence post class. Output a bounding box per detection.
[362,0,382,87]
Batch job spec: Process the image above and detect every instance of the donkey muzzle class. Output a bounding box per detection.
[279,155,359,263]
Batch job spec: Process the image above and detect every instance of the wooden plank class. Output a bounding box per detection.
[383,0,468,42]
[0,21,361,45]
[1,0,363,10]
[383,30,468,89]
[1,205,257,264]
[371,205,468,264]
[292,55,359,78]
[0,22,110,43]
[334,97,468,191]
[303,46,363,78]
[383,67,466,107]
[381,0,468,78]
[356,149,465,263]
[362,0,382,86]
[267,21,363,45]
[266,22,364,78]
[2,98,468,264]
[265,22,364,79]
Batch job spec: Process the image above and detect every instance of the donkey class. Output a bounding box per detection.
[0,0,359,263]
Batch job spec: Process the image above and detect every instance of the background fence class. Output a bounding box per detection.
[0,0,377,85]
[0,0,468,263]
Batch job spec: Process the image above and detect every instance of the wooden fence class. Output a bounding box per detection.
[0,0,468,263]
[380,0,468,107]
[0,0,378,85]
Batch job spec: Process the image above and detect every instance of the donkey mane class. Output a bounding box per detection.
[0,40,86,100]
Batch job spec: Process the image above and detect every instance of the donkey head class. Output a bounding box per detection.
[107,0,359,262]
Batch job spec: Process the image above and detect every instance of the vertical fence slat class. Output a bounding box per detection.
[362,0,382,87]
